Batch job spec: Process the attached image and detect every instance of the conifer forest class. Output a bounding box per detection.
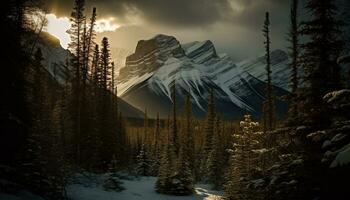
[1,0,350,200]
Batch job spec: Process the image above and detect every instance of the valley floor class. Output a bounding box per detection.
[67,175,223,200]
[0,174,223,200]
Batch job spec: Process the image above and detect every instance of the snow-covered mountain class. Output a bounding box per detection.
[29,32,144,118]
[117,34,290,119]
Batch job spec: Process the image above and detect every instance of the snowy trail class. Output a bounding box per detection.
[67,176,223,200]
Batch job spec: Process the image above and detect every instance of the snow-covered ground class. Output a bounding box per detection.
[67,175,223,200]
[0,174,223,200]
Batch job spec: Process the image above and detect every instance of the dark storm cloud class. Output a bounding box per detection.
[45,0,293,61]
[45,0,289,29]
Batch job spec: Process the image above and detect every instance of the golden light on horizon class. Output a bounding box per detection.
[44,14,120,49]
[45,14,71,49]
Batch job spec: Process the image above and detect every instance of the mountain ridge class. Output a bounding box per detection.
[117,34,290,119]
[29,31,144,118]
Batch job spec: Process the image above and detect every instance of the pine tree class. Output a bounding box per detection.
[111,62,115,94]
[103,155,124,191]
[96,37,117,168]
[100,37,111,91]
[156,142,173,193]
[170,80,179,155]
[206,117,225,189]
[92,44,100,83]
[183,93,195,174]
[262,12,275,132]
[288,0,300,123]
[143,108,149,146]
[136,144,152,176]
[86,7,97,74]
[151,113,161,175]
[171,144,194,195]
[67,0,86,164]
[202,89,216,179]
[224,115,260,200]
[300,0,344,127]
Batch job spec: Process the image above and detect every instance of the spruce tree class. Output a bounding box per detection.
[103,155,124,192]
[136,143,152,176]
[202,89,216,179]
[288,0,300,123]
[97,37,117,168]
[86,7,97,73]
[151,113,161,175]
[184,93,195,174]
[67,0,86,165]
[206,117,225,189]
[92,44,100,83]
[225,115,260,200]
[262,12,275,132]
[300,0,344,127]
[170,81,179,155]
[100,37,111,91]
[156,142,173,193]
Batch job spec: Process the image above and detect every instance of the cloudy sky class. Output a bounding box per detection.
[44,0,294,61]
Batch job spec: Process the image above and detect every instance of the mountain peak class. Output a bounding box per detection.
[152,34,175,41]
[182,40,218,64]
[119,34,185,81]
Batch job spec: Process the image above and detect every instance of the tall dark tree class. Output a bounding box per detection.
[170,80,179,155]
[1,0,30,166]
[111,62,115,94]
[300,0,344,127]
[67,0,86,164]
[91,44,100,83]
[202,89,216,178]
[288,0,300,123]
[86,7,97,74]
[183,93,195,173]
[206,117,225,189]
[262,12,275,132]
[100,37,111,91]
[153,112,161,173]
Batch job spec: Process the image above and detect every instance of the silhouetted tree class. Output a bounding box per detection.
[300,0,344,127]
[262,12,275,132]
[288,0,300,123]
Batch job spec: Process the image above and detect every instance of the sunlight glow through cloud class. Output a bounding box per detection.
[44,14,120,48]
[45,14,71,49]
[96,18,120,33]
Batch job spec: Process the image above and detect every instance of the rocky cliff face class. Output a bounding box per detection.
[117,34,290,119]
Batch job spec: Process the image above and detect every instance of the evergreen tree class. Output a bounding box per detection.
[100,37,111,91]
[170,81,179,155]
[136,143,152,176]
[103,155,124,192]
[143,108,149,146]
[206,117,225,189]
[156,142,173,193]
[67,0,86,164]
[91,44,100,83]
[288,0,300,123]
[300,0,344,127]
[225,115,260,200]
[151,113,161,175]
[111,62,115,94]
[97,37,118,168]
[262,12,275,132]
[202,89,216,179]
[183,93,195,174]
[86,7,97,74]
[171,144,194,195]
[21,48,67,199]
